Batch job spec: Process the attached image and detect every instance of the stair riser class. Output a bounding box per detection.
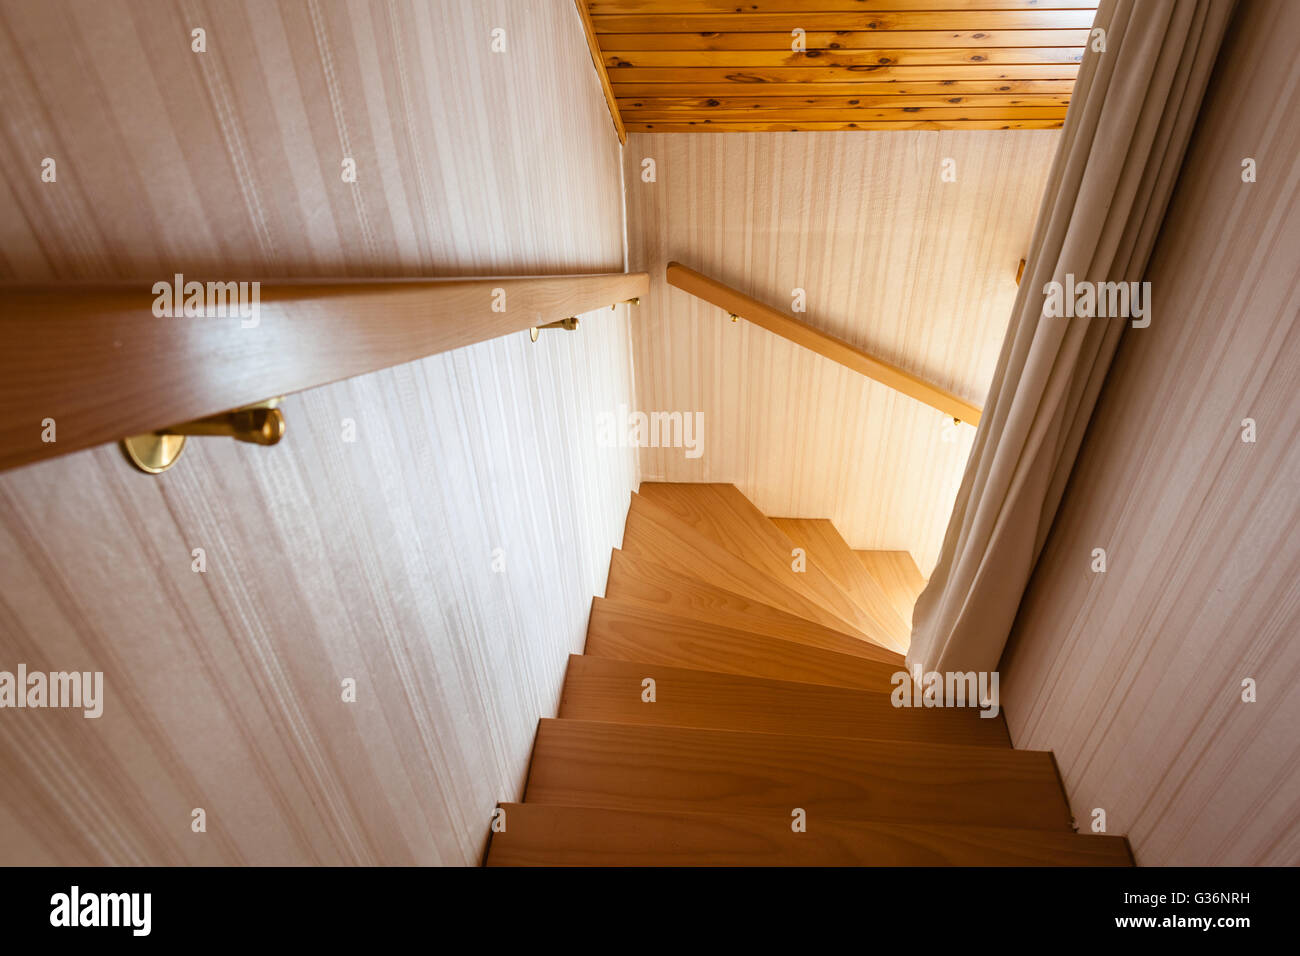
[526,720,1072,831]
[638,484,894,642]
[560,655,1010,747]
[624,490,906,645]
[492,483,1128,865]
[487,804,1133,867]
[605,552,902,664]
[855,550,927,627]
[771,516,911,650]
[585,616,902,692]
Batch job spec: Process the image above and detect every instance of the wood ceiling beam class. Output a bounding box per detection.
[573,0,627,144]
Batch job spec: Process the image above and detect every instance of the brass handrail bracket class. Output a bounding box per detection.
[121,399,285,474]
[530,316,580,342]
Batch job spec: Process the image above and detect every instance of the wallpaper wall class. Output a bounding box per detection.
[624,130,1059,574]
[1001,0,1300,866]
[0,0,635,865]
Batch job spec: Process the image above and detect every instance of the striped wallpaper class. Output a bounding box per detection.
[0,0,635,865]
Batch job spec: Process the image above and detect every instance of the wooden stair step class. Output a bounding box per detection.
[605,550,901,664]
[622,490,885,646]
[635,484,899,648]
[486,804,1133,867]
[586,598,902,691]
[480,481,1135,863]
[856,550,928,627]
[559,654,1009,747]
[525,719,1073,831]
[771,517,911,650]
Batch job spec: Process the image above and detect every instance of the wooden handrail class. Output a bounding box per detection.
[666,261,982,426]
[0,271,648,472]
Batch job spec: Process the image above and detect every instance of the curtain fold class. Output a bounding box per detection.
[906,0,1239,679]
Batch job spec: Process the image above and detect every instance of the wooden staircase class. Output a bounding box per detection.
[486,483,1132,866]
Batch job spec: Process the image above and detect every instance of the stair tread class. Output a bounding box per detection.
[604,552,901,663]
[772,517,911,651]
[560,654,1009,746]
[855,550,927,627]
[586,598,902,691]
[623,490,872,642]
[635,484,898,649]
[486,803,1133,867]
[525,718,1073,831]
[489,482,1131,863]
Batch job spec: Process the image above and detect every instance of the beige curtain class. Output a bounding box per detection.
[907,0,1238,678]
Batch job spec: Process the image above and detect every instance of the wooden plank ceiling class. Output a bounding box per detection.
[582,0,1098,132]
